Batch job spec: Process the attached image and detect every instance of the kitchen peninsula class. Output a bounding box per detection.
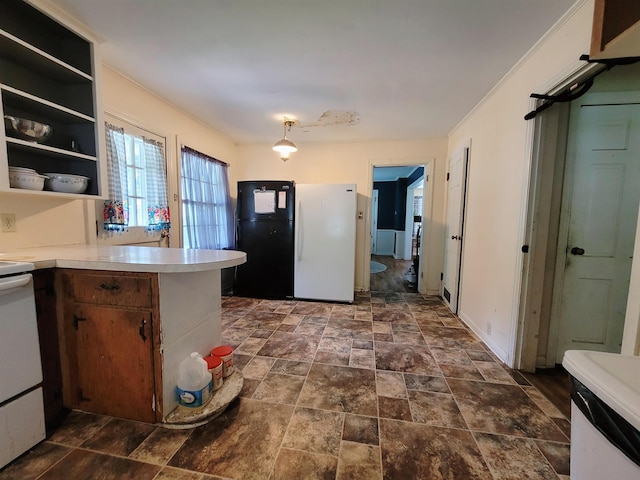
[0,245,245,425]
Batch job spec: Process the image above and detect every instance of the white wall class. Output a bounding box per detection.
[100,67,240,248]
[0,196,91,250]
[0,66,238,252]
[447,0,607,364]
[0,60,447,297]
[236,140,448,293]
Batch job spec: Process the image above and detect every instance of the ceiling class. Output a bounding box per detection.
[48,0,577,146]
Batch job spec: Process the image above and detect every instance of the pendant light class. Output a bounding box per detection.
[272,118,297,161]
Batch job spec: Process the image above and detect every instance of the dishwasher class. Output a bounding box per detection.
[0,261,45,469]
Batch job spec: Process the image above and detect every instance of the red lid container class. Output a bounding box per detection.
[204,355,222,369]
[211,345,233,357]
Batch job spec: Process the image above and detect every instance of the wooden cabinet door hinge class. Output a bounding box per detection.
[73,315,87,330]
[78,388,91,402]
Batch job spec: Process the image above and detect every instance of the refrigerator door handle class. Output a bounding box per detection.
[296,201,303,261]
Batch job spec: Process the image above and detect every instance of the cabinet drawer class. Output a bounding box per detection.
[63,272,154,308]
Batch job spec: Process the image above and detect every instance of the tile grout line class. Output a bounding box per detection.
[17,293,571,479]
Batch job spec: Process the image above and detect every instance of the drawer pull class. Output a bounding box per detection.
[99,282,121,292]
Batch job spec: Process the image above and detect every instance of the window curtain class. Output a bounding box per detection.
[102,122,170,231]
[181,146,234,250]
[143,137,171,231]
[103,122,128,231]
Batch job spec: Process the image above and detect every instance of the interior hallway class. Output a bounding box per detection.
[1,292,570,479]
[370,254,417,294]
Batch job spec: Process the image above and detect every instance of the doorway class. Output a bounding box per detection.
[442,146,469,314]
[551,97,640,360]
[516,63,640,371]
[370,164,428,293]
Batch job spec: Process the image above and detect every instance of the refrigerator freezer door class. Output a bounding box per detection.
[235,220,294,298]
[294,184,357,302]
[237,181,294,221]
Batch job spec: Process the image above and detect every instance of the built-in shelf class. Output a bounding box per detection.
[164,371,244,429]
[0,0,105,198]
[0,30,92,83]
[7,138,97,162]
[3,86,96,123]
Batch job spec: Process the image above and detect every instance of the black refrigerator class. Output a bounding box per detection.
[234,180,295,299]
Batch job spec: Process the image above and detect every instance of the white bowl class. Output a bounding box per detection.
[9,166,37,173]
[9,171,47,190]
[44,173,89,194]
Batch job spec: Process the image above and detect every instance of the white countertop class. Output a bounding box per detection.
[563,350,640,431]
[0,245,246,273]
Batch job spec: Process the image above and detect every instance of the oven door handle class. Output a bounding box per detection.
[0,274,32,294]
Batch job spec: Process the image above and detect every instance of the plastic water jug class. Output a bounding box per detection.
[177,352,212,408]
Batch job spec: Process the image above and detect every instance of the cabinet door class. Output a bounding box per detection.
[68,304,155,423]
[590,0,640,59]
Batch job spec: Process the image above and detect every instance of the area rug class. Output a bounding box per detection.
[370,261,387,274]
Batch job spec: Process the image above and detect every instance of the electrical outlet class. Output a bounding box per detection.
[486,322,492,335]
[1,213,16,232]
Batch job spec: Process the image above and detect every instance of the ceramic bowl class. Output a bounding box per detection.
[8,166,37,174]
[4,115,52,143]
[9,171,47,190]
[44,173,89,194]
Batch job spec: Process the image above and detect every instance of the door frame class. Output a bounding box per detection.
[404,176,424,261]
[371,189,379,254]
[514,62,640,371]
[367,159,433,294]
[442,144,470,314]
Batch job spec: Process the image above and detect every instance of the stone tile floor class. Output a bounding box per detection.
[0,292,571,479]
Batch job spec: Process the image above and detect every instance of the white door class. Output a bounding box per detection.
[443,147,468,313]
[554,97,640,359]
[371,190,379,254]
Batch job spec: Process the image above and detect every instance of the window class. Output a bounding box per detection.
[180,146,233,250]
[103,119,170,232]
[123,134,148,226]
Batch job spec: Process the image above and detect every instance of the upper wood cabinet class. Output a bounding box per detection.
[591,0,640,59]
[0,0,106,197]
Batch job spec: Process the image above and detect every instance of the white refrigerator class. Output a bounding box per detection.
[294,183,357,303]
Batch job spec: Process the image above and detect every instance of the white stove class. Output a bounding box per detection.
[0,260,34,276]
[0,260,45,468]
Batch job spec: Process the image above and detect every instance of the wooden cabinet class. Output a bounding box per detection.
[591,0,640,59]
[0,0,106,197]
[59,270,162,423]
[33,269,64,430]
